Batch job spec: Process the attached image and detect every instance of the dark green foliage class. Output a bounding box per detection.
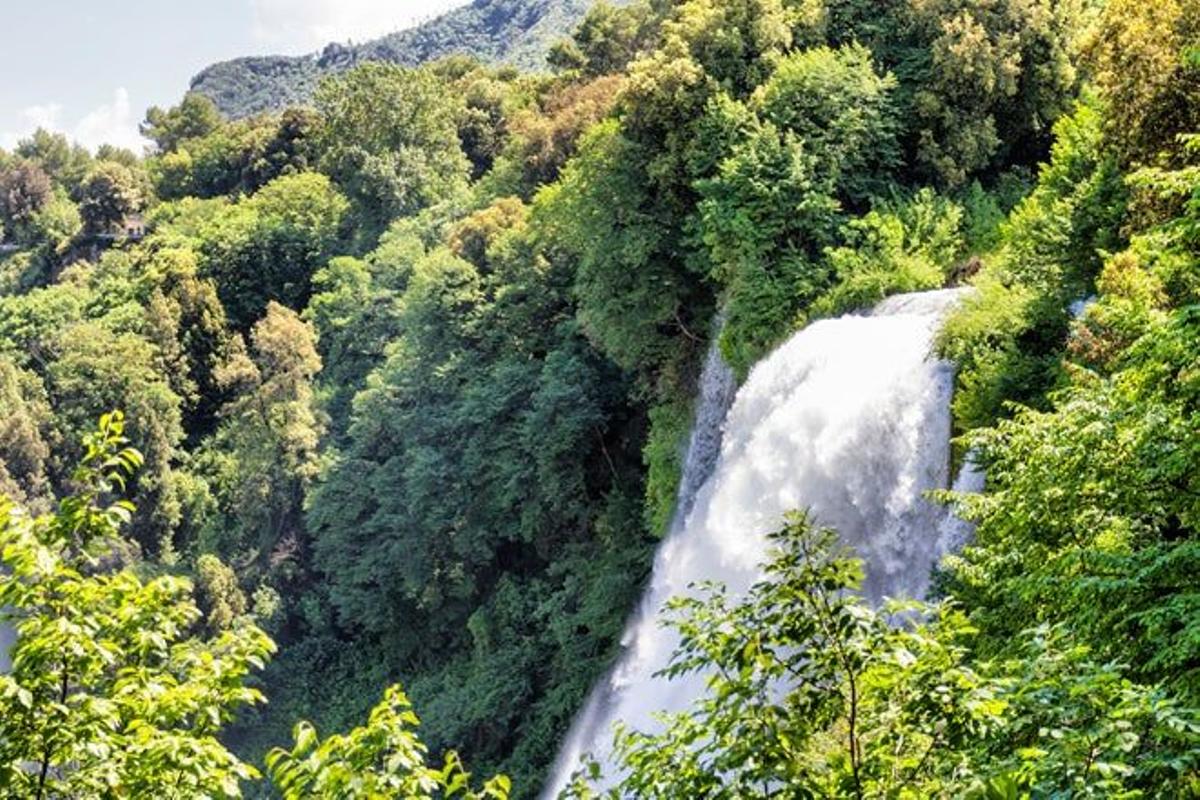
[78,160,143,236]
[142,92,225,153]
[0,159,52,243]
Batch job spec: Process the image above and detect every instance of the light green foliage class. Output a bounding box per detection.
[945,303,1200,696]
[315,63,471,229]
[569,514,1200,799]
[30,189,83,256]
[2,3,1195,795]
[196,552,250,633]
[752,44,900,204]
[267,685,511,799]
[938,100,1127,431]
[0,413,274,798]
[813,189,964,317]
[1085,0,1200,166]
[642,399,692,536]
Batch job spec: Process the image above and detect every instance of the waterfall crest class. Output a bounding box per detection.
[542,288,973,797]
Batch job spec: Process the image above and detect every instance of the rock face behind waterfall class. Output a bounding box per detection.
[543,288,974,797]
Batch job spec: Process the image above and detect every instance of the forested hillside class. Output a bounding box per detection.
[2,0,1199,797]
[191,0,623,117]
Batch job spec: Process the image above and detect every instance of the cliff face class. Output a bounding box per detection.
[190,0,606,118]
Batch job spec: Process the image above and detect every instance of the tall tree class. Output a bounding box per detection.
[0,159,52,242]
[315,63,471,229]
[197,303,323,582]
[78,161,143,236]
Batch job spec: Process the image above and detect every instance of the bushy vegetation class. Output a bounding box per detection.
[2,0,1199,796]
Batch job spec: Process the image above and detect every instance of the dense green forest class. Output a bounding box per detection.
[2,0,1200,796]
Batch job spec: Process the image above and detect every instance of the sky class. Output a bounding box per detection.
[0,0,467,153]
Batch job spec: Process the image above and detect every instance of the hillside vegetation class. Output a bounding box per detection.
[1,0,1199,797]
[191,0,622,118]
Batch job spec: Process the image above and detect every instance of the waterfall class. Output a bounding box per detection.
[544,328,738,796]
[542,288,973,797]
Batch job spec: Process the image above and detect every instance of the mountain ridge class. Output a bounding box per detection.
[190,0,609,118]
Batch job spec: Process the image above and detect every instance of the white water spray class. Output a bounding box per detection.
[543,289,975,797]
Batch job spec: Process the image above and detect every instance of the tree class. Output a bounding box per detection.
[0,356,53,507]
[898,0,1084,185]
[15,129,93,192]
[1085,0,1200,166]
[813,188,964,316]
[45,324,186,557]
[944,304,1200,698]
[696,119,841,374]
[315,63,470,228]
[553,1,660,78]
[197,304,323,585]
[0,412,274,798]
[544,120,708,376]
[197,172,349,328]
[78,161,143,236]
[142,92,225,154]
[0,159,52,242]
[499,75,626,194]
[751,44,900,205]
[267,685,511,799]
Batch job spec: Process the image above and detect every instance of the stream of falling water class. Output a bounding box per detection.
[542,289,977,797]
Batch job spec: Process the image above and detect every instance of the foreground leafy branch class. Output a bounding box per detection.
[0,413,507,798]
[566,512,1200,799]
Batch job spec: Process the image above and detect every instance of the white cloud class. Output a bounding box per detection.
[1,89,147,155]
[250,0,467,52]
[73,88,145,153]
[1,103,63,150]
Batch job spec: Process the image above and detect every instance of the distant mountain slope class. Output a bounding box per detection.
[191,0,606,118]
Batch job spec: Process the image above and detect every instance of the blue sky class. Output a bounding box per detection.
[0,0,466,153]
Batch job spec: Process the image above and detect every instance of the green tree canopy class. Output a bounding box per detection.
[315,63,471,229]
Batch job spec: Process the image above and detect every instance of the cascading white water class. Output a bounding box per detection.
[544,330,738,796]
[542,288,974,798]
